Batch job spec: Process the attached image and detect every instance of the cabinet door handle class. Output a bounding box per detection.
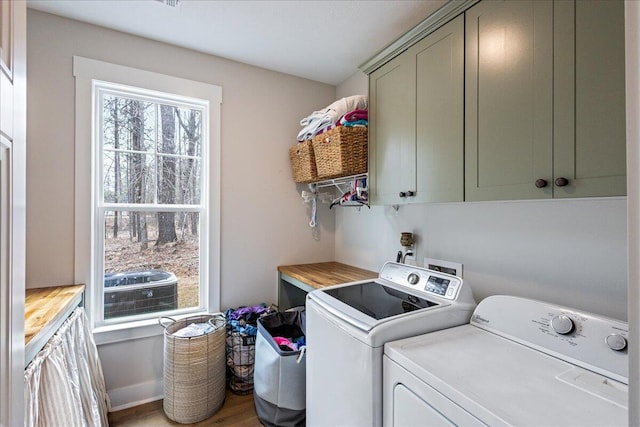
[399,191,406,198]
[554,177,569,187]
[406,190,415,197]
[535,179,548,188]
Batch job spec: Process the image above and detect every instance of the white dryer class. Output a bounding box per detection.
[306,262,476,427]
[383,295,629,426]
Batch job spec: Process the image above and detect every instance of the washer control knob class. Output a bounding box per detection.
[605,334,627,351]
[551,314,574,334]
[407,273,420,285]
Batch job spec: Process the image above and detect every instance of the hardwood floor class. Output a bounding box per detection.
[108,390,263,426]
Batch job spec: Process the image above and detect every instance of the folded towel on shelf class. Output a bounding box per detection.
[342,109,368,123]
[331,94,367,114]
[297,95,367,141]
[342,119,368,127]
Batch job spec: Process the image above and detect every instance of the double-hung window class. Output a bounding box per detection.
[74,57,221,333]
[97,83,207,323]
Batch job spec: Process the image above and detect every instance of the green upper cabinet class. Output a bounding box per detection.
[368,0,625,204]
[413,15,464,204]
[465,0,554,201]
[369,51,414,205]
[369,15,464,205]
[465,0,626,201]
[553,0,626,198]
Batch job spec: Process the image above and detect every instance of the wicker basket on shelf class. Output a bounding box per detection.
[289,140,318,183]
[312,126,368,179]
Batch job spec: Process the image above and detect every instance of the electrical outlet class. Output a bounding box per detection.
[423,257,463,278]
[404,252,417,266]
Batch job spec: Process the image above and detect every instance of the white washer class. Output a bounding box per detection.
[383,295,629,426]
[306,262,476,427]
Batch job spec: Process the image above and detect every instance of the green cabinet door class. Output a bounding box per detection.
[411,15,464,203]
[553,0,626,198]
[369,52,414,205]
[369,15,464,205]
[465,0,554,201]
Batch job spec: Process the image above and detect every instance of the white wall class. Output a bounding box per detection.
[27,10,337,409]
[335,72,628,321]
[335,71,368,99]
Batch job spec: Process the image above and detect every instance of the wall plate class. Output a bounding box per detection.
[423,257,463,278]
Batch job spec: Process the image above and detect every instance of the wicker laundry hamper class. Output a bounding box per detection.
[160,314,226,424]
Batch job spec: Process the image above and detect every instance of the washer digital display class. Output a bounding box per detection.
[425,276,451,296]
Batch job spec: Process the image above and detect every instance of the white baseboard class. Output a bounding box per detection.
[107,379,163,412]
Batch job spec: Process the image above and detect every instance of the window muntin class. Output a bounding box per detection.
[95,82,208,325]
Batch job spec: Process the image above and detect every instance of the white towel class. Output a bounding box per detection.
[173,322,214,337]
[297,111,335,141]
[297,95,368,141]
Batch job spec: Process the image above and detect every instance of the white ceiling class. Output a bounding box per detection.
[26,0,446,85]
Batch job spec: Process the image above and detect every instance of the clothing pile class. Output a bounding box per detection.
[273,335,306,351]
[330,176,368,208]
[297,94,368,141]
[224,304,276,394]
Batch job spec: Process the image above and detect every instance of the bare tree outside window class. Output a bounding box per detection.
[100,91,204,319]
[157,104,178,245]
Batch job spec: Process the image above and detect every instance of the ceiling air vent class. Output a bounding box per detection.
[155,0,180,7]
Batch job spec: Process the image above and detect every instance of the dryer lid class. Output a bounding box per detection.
[385,325,628,427]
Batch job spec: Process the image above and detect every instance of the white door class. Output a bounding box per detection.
[0,1,26,425]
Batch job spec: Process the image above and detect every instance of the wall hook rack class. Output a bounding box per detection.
[310,173,369,208]
[302,174,369,227]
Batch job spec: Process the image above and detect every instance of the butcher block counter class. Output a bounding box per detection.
[277,262,377,310]
[25,284,85,366]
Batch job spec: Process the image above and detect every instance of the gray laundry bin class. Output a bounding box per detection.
[253,307,306,427]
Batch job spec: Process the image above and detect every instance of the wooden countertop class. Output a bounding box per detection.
[25,284,85,366]
[278,262,377,290]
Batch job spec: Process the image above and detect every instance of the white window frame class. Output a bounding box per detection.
[95,82,208,326]
[74,56,222,344]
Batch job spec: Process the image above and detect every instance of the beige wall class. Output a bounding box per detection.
[336,70,368,99]
[26,10,337,308]
[27,10,337,408]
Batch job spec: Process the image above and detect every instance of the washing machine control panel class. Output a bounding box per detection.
[471,296,629,384]
[379,262,462,300]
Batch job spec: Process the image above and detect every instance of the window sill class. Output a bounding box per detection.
[93,310,210,345]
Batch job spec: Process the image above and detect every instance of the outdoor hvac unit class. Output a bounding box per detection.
[104,270,178,319]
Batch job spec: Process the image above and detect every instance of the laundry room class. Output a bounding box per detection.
[3,0,639,426]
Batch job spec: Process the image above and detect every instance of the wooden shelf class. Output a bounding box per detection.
[25,284,85,367]
[278,262,377,290]
[277,262,377,310]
